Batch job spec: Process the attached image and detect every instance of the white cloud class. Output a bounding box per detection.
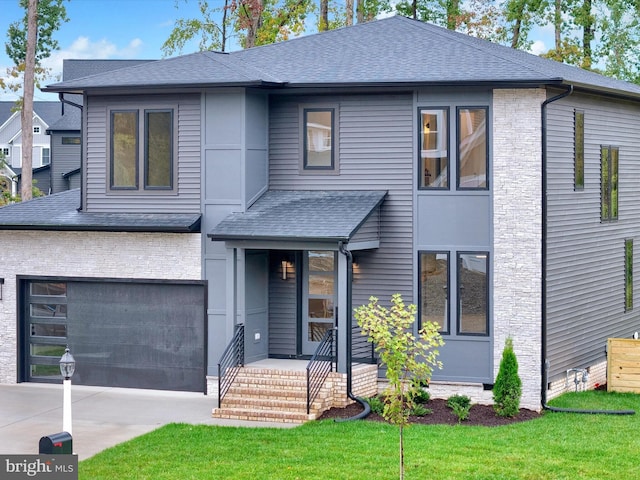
[529,40,547,56]
[41,36,145,79]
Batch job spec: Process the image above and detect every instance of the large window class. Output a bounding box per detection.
[419,252,449,333]
[419,108,449,189]
[457,107,488,189]
[457,252,489,335]
[303,107,336,171]
[41,147,50,166]
[574,110,584,190]
[109,108,175,191]
[601,145,619,221]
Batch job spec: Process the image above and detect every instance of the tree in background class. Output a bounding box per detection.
[3,0,68,202]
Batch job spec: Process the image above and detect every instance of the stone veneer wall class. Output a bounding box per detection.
[0,230,202,384]
[492,88,547,411]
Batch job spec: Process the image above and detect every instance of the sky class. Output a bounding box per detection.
[0,0,554,102]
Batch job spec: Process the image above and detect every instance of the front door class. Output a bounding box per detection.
[302,250,337,355]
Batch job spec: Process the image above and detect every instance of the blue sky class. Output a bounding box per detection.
[0,0,554,101]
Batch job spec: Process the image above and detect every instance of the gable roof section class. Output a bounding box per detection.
[43,15,640,99]
[209,190,387,243]
[0,189,201,233]
[0,101,63,132]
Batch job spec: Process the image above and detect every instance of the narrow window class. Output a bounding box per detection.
[110,110,138,189]
[304,108,334,170]
[41,147,50,166]
[144,110,173,189]
[419,108,449,189]
[419,252,449,333]
[625,239,633,312]
[457,252,489,335]
[574,110,584,190]
[457,107,488,189]
[61,137,81,145]
[1,147,9,157]
[601,145,619,221]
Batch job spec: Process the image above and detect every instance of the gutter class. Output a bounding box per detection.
[58,93,84,211]
[540,85,634,415]
[337,241,371,421]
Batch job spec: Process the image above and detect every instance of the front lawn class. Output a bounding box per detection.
[79,390,639,480]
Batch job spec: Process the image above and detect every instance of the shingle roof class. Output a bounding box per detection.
[0,189,201,232]
[209,190,387,242]
[0,101,63,127]
[43,15,640,99]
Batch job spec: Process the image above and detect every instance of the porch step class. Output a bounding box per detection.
[212,365,334,423]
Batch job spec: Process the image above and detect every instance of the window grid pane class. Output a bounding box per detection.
[145,110,173,189]
[457,253,489,335]
[419,252,449,333]
[458,107,488,189]
[111,111,138,188]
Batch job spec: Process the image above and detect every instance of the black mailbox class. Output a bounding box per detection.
[39,432,73,454]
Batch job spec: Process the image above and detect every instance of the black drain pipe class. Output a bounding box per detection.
[337,241,370,421]
[541,85,633,415]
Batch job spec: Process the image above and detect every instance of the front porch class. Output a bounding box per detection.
[212,358,378,424]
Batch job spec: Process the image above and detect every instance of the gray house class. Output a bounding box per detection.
[1,15,639,420]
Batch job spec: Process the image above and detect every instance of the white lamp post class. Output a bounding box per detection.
[59,347,75,435]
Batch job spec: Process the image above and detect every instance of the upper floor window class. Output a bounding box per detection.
[41,147,50,166]
[457,107,488,190]
[601,145,619,221]
[33,126,40,134]
[1,147,9,157]
[574,110,584,190]
[109,107,175,192]
[302,106,337,172]
[419,108,449,189]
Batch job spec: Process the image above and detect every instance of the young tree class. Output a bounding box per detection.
[493,337,522,417]
[4,0,68,201]
[355,294,444,480]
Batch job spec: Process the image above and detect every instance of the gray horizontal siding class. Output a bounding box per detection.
[546,92,640,380]
[84,94,201,214]
[269,94,414,308]
[268,252,297,356]
[50,133,80,194]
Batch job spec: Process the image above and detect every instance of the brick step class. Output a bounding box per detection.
[226,386,308,401]
[222,395,309,413]
[231,377,309,390]
[212,407,318,424]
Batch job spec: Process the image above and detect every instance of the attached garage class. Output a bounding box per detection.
[18,277,207,393]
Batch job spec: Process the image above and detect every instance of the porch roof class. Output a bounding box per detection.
[208,190,387,243]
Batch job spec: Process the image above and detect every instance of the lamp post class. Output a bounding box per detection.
[59,347,75,435]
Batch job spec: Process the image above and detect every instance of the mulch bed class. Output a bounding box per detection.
[318,398,540,427]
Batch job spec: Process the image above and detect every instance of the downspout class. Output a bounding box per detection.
[58,93,84,211]
[541,85,634,415]
[337,241,371,421]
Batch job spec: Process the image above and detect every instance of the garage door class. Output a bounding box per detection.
[20,278,206,393]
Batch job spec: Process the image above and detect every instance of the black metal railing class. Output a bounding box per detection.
[217,324,245,407]
[306,327,336,414]
[351,323,376,364]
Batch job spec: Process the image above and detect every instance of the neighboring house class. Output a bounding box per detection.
[1,16,640,419]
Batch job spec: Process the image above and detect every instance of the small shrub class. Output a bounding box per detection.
[450,403,470,423]
[446,394,471,410]
[493,337,522,417]
[410,403,432,417]
[413,388,431,404]
[365,396,385,415]
[446,395,472,423]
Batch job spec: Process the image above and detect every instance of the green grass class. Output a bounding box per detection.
[80,391,640,479]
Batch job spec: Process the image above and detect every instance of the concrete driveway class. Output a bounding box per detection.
[0,383,292,460]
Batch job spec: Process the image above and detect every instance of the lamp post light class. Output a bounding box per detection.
[59,347,75,435]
